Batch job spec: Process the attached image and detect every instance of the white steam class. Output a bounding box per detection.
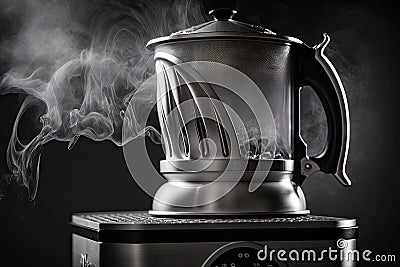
[0,0,205,200]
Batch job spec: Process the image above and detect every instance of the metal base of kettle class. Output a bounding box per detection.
[149,210,310,217]
[151,159,309,217]
[150,181,309,217]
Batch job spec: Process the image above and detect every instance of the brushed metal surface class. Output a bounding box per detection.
[72,236,357,267]
[72,234,99,267]
[151,175,308,215]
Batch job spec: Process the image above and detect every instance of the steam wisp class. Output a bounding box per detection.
[0,0,368,201]
[0,0,205,200]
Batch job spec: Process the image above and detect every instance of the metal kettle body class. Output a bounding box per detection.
[146,9,350,216]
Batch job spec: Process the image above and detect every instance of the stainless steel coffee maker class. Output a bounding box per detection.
[147,8,351,216]
[71,9,357,267]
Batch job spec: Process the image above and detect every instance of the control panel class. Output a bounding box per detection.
[203,242,282,267]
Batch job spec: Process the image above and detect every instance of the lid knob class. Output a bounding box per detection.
[209,8,237,20]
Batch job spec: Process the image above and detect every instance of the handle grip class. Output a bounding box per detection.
[301,34,351,186]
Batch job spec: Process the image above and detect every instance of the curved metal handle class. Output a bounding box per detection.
[300,34,351,186]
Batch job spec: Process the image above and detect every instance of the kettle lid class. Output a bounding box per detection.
[147,8,302,49]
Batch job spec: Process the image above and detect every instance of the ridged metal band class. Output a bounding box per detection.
[146,32,303,49]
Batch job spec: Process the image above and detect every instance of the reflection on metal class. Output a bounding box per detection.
[80,253,96,267]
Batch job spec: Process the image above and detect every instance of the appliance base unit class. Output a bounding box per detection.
[71,211,358,267]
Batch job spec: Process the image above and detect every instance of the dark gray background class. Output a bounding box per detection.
[0,0,399,266]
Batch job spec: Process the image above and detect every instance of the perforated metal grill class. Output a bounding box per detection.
[71,212,356,231]
[79,212,334,224]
